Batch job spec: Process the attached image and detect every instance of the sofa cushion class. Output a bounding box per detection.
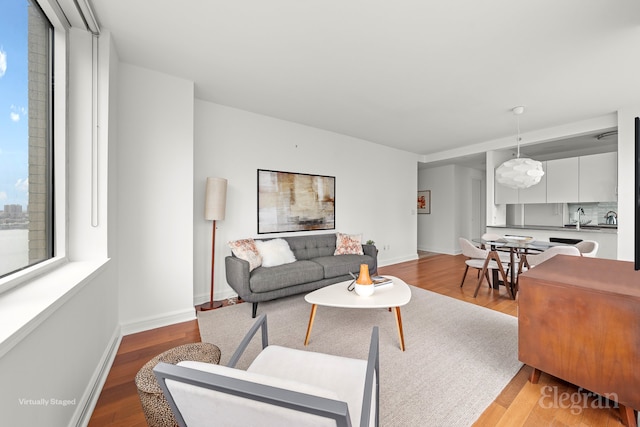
[313,255,375,279]
[228,239,262,271]
[334,232,364,255]
[250,261,324,293]
[255,238,297,267]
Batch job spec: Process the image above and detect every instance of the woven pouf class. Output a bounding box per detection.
[135,342,221,427]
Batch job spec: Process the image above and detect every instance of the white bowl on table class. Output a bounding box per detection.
[503,235,534,244]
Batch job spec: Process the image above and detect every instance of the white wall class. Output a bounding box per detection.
[116,64,196,332]
[0,265,118,426]
[193,101,419,302]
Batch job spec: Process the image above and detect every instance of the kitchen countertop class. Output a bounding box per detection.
[488,224,618,234]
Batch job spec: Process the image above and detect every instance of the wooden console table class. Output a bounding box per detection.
[518,255,640,427]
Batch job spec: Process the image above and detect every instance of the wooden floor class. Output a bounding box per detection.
[88,253,629,426]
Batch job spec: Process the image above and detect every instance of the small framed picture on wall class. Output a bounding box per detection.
[417,190,430,214]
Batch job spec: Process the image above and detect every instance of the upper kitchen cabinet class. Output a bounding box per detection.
[494,179,519,204]
[518,161,547,203]
[546,157,579,203]
[579,152,617,202]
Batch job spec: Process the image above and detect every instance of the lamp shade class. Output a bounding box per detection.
[495,158,545,189]
[205,177,227,220]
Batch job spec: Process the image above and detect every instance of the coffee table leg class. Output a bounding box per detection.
[304,304,317,346]
[394,306,405,351]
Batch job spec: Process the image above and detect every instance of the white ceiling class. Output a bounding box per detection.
[90,0,640,157]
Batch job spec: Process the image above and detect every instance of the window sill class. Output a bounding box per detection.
[0,258,110,359]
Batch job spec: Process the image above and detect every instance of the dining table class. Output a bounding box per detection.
[472,236,567,298]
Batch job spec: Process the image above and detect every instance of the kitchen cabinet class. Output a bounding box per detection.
[494,179,518,204]
[495,152,617,205]
[546,157,579,203]
[579,152,617,202]
[518,161,547,203]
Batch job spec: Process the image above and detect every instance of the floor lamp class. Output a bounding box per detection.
[200,177,227,311]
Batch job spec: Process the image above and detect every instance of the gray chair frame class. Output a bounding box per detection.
[153,314,380,427]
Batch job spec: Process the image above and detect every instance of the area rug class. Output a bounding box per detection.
[197,285,522,427]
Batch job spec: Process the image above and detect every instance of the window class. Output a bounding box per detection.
[0,0,53,278]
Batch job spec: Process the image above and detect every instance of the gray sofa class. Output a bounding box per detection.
[225,233,378,317]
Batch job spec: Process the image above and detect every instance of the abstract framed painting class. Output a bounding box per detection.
[417,190,431,214]
[257,169,335,234]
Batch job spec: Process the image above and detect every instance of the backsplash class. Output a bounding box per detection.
[567,202,618,225]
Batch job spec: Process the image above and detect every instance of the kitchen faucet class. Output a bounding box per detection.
[576,207,585,230]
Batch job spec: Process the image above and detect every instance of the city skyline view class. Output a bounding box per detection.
[0,0,29,210]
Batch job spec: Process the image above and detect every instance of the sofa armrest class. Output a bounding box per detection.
[225,256,253,300]
[362,244,378,274]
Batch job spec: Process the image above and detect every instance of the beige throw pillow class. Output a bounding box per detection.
[228,239,262,271]
[334,232,364,255]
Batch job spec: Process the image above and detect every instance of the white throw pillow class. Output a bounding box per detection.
[255,239,297,267]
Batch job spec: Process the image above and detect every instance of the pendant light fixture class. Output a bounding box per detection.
[495,106,544,189]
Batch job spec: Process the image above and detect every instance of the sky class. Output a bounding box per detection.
[0,0,29,210]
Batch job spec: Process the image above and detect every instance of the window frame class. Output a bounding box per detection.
[0,0,68,294]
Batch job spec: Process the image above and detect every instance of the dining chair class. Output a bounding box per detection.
[459,238,490,287]
[575,240,599,257]
[459,238,510,295]
[518,245,581,272]
[481,233,514,264]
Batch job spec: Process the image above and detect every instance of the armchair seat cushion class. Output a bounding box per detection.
[249,345,376,427]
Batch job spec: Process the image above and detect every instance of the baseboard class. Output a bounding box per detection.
[120,307,196,336]
[194,289,237,305]
[378,253,419,267]
[419,246,459,255]
[71,326,121,427]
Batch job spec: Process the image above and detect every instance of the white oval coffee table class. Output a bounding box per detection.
[303,275,412,351]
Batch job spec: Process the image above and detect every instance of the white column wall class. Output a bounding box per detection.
[616,106,640,261]
[116,64,196,332]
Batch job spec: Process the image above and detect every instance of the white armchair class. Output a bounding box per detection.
[153,314,379,427]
